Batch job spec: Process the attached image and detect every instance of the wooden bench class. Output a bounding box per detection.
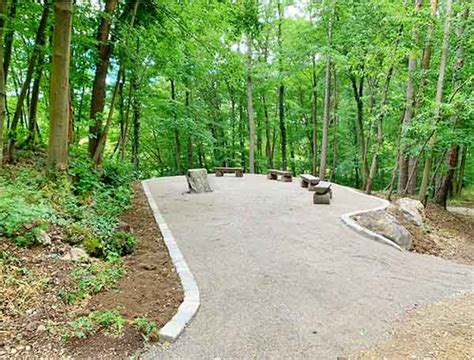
[267,169,292,182]
[214,167,243,177]
[313,181,332,204]
[300,174,320,190]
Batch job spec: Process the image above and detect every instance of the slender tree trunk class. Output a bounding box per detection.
[419,0,452,203]
[26,51,45,146]
[3,0,16,83]
[47,0,72,173]
[398,0,422,193]
[350,74,367,189]
[88,0,119,157]
[366,63,395,194]
[329,68,338,182]
[262,94,273,169]
[186,85,193,169]
[455,145,467,196]
[246,34,256,173]
[435,4,468,208]
[277,0,287,170]
[170,79,181,174]
[319,42,332,179]
[239,100,245,169]
[7,3,49,160]
[131,76,140,172]
[0,0,8,166]
[311,55,318,176]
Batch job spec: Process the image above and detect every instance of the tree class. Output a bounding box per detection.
[0,0,7,166]
[88,0,119,157]
[47,0,73,173]
[419,0,453,203]
[246,34,256,173]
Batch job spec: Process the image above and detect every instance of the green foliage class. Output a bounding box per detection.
[63,310,125,341]
[58,262,124,305]
[133,317,158,341]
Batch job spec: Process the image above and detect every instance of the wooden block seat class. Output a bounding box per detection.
[313,181,332,204]
[300,173,320,190]
[267,169,292,182]
[214,167,243,177]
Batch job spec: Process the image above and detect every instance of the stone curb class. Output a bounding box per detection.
[339,186,403,251]
[141,180,200,343]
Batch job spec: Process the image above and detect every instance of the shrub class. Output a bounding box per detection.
[104,231,136,257]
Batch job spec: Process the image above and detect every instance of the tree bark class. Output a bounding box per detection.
[319,30,332,180]
[419,0,452,203]
[434,4,468,207]
[398,0,422,193]
[277,0,286,170]
[246,34,256,173]
[47,0,73,173]
[329,67,338,182]
[88,0,119,157]
[7,3,49,160]
[0,0,8,166]
[350,73,367,189]
[3,0,16,83]
[311,55,318,176]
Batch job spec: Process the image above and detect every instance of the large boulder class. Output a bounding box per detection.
[353,210,413,250]
[186,168,212,193]
[395,197,425,226]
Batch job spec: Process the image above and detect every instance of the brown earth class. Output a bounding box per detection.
[351,293,474,359]
[0,182,183,359]
[389,202,474,265]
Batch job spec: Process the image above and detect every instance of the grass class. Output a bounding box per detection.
[448,186,474,206]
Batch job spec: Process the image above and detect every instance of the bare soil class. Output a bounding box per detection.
[0,183,183,359]
[389,203,474,265]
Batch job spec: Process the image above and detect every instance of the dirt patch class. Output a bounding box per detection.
[388,203,474,265]
[0,183,183,359]
[351,294,474,359]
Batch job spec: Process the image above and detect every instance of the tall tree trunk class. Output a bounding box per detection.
[88,0,119,157]
[47,0,72,173]
[398,0,422,193]
[350,74,367,189]
[26,50,45,146]
[455,145,467,196]
[246,34,255,173]
[434,4,468,208]
[239,100,245,169]
[186,85,193,169]
[7,3,49,161]
[262,94,273,169]
[170,79,181,174]
[277,0,287,170]
[0,0,7,166]
[329,68,338,182]
[319,28,332,180]
[131,76,140,173]
[3,0,16,83]
[311,55,318,176]
[366,62,396,194]
[419,0,452,203]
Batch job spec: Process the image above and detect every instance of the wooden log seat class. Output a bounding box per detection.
[267,169,293,182]
[300,173,320,190]
[214,167,244,177]
[313,181,333,204]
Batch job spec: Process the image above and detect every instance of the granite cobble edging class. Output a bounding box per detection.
[141,180,200,342]
[340,187,403,251]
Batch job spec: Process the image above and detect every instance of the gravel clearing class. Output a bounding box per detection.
[143,174,473,359]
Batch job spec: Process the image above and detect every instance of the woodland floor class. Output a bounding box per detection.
[0,183,183,359]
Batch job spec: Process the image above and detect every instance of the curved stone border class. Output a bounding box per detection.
[142,180,200,342]
[339,186,403,251]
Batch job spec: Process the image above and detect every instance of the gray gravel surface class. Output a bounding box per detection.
[143,175,473,360]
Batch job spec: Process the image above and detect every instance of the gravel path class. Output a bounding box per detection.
[143,175,473,359]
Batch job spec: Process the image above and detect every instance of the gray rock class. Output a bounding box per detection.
[395,198,425,226]
[354,210,412,250]
[38,230,52,246]
[61,247,90,262]
[186,169,212,193]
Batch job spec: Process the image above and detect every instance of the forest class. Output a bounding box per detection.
[0,0,472,205]
[0,0,473,358]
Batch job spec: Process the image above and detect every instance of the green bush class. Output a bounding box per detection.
[104,231,136,257]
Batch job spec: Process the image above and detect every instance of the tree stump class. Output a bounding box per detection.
[186,168,212,193]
